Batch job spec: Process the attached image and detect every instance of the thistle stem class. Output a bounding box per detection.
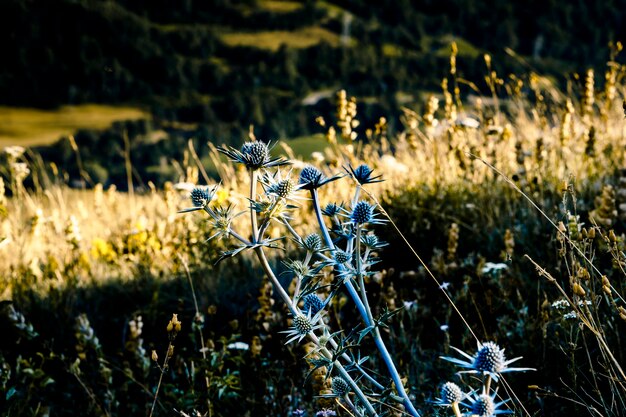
[310,189,421,417]
[253,245,378,416]
[249,169,259,242]
[452,402,462,417]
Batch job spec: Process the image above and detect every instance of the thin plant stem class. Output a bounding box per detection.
[149,341,174,417]
[178,254,212,416]
[249,169,259,242]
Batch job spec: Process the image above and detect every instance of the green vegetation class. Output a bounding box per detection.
[0,105,148,147]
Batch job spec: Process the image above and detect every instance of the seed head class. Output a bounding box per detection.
[331,377,350,396]
[351,201,374,224]
[302,294,324,316]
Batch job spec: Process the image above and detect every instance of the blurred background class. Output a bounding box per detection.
[1,0,625,188]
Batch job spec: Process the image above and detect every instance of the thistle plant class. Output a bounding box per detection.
[181,139,421,416]
[437,341,534,417]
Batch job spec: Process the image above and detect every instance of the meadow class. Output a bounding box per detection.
[0,105,149,147]
[1,47,626,417]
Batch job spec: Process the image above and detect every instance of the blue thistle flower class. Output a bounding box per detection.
[315,410,336,417]
[179,185,219,213]
[298,165,342,190]
[191,188,211,208]
[351,201,374,224]
[361,233,387,250]
[461,391,512,417]
[350,201,385,225]
[345,164,383,185]
[302,233,323,252]
[322,202,343,217]
[331,377,350,396]
[217,141,289,170]
[333,249,351,264]
[441,341,535,381]
[302,294,324,315]
[435,382,464,406]
[280,309,323,344]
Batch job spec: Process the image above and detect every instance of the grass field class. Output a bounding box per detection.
[0,104,149,147]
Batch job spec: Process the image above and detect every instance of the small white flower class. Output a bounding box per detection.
[440,324,449,332]
[563,311,577,320]
[311,152,325,162]
[481,262,508,274]
[227,342,250,351]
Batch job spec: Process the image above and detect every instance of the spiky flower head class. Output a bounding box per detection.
[281,310,323,344]
[471,394,495,417]
[274,178,295,198]
[293,314,313,332]
[439,382,463,405]
[474,341,506,373]
[322,202,343,217]
[361,233,387,250]
[217,141,289,170]
[316,410,337,417]
[191,187,211,208]
[240,141,270,169]
[346,164,383,185]
[299,165,342,190]
[180,185,219,213]
[331,377,350,396]
[333,249,351,264]
[284,259,311,278]
[299,166,323,188]
[302,294,324,316]
[303,233,323,252]
[351,200,374,224]
[441,341,535,381]
[461,391,511,417]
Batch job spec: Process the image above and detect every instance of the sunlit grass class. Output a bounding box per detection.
[219,26,345,51]
[0,104,149,147]
[257,0,304,13]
